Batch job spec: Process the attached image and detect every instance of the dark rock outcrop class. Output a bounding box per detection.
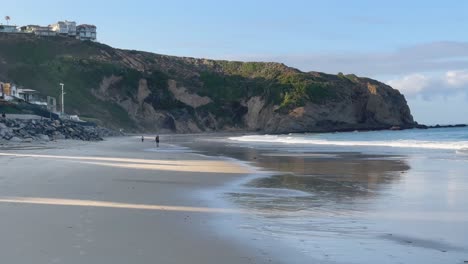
[0,118,120,142]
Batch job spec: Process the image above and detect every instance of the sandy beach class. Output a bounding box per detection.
[0,137,285,264]
[1,133,467,264]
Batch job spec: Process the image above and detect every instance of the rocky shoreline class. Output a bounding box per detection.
[0,118,120,143]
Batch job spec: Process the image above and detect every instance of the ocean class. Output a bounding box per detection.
[184,127,468,264]
[229,126,468,151]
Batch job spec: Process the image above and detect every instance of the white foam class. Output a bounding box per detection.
[228,187,312,198]
[229,135,468,151]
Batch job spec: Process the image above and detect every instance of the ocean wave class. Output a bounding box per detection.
[229,135,468,150]
[456,149,468,155]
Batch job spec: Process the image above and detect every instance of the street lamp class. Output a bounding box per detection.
[60,83,66,115]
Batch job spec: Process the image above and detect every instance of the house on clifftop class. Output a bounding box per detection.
[76,24,97,41]
[50,21,77,36]
[2,20,97,41]
[21,25,57,36]
[0,24,18,33]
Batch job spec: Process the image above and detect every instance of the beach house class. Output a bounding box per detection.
[17,88,39,102]
[1,82,10,98]
[0,82,18,99]
[1,20,96,41]
[21,25,57,36]
[0,24,18,33]
[50,21,77,36]
[76,24,97,41]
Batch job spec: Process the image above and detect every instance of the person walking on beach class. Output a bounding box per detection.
[155,135,160,148]
[141,136,144,142]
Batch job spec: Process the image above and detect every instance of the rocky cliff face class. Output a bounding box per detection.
[250,80,415,133]
[0,34,415,133]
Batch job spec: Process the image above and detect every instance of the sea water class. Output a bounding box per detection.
[229,127,468,151]
[202,127,468,264]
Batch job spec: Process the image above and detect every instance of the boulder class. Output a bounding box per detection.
[9,137,21,142]
[389,126,402,131]
[54,133,66,140]
[37,134,50,141]
[0,118,113,142]
[22,137,33,143]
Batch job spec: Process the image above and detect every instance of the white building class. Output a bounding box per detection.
[2,84,17,101]
[10,84,17,98]
[0,82,17,99]
[21,25,40,33]
[2,20,96,41]
[17,88,39,102]
[21,25,56,36]
[35,29,57,37]
[50,20,76,36]
[76,24,97,41]
[0,24,18,33]
[65,21,76,36]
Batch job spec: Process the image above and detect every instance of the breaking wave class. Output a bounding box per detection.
[229,135,468,151]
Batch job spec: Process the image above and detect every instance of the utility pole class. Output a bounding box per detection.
[60,83,65,115]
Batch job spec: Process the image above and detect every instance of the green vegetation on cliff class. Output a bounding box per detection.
[0,33,414,132]
[5,57,135,128]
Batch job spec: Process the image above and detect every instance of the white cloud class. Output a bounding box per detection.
[386,70,468,98]
[387,74,430,96]
[446,70,468,87]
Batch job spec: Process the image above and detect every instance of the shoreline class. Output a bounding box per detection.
[175,133,468,264]
[0,136,292,264]
[2,133,467,263]
[185,146,319,264]
[151,140,310,262]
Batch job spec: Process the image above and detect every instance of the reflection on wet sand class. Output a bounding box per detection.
[183,140,410,205]
[223,154,409,216]
[250,153,410,203]
[178,135,468,264]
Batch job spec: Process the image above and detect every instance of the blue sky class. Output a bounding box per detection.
[2,0,468,124]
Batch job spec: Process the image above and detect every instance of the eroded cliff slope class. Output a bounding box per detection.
[0,34,415,133]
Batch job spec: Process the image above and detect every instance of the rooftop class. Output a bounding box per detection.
[77,24,96,28]
[18,89,38,93]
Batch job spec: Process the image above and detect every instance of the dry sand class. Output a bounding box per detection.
[0,137,284,264]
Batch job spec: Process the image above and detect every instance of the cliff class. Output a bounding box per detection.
[0,33,415,133]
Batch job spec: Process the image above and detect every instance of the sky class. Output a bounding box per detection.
[2,0,467,124]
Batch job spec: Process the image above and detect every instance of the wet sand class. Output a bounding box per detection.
[1,134,467,264]
[0,137,285,264]
[179,134,468,264]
